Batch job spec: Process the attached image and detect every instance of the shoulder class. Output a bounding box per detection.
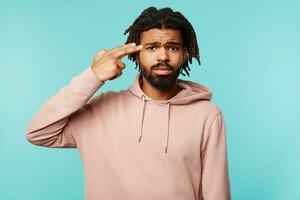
[193,99,222,117]
[87,89,129,107]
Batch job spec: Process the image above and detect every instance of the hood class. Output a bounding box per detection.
[128,74,212,154]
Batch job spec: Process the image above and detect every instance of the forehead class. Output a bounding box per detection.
[140,28,182,44]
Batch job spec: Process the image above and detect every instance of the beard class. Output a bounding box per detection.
[139,61,182,91]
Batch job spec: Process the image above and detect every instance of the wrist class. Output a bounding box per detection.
[90,65,106,83]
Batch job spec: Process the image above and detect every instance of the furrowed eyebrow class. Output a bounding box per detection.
[165,42,181,46]
[144,41,182,46]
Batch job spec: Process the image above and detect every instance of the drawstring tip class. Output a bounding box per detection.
[138,136,142,143]
[165,147,168,154]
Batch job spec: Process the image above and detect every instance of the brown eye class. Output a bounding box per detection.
[147,46,156,51]
[170,46,178,52]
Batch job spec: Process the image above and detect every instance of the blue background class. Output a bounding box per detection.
[1,0,299,199]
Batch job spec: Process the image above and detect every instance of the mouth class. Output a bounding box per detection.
[152,66,172,75]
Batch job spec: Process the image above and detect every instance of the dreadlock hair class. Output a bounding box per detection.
[123,6,201,77]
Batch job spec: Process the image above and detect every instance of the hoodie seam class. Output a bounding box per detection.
[207,111,222,138]
[201,111,222,158]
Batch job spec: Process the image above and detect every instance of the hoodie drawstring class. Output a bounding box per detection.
[138,95,146,143]
[165,102,171,154]
[138,94,171,154]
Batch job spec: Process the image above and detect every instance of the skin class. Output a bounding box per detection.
[137,28,187,100]
[91,43,143,81]
[90,28,187,100]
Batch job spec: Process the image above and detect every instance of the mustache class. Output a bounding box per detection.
[151,62,174,71]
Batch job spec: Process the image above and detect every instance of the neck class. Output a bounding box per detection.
[140,76,181,100]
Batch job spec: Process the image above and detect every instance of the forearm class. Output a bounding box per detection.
[26,66,104,148]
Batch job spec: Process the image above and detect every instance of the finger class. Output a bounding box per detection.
[113,44,143,59]
[94,49,107,62]
[117,70,123,78]
[96,49,106,57]
[115,59,126,69]
[109,69,122,80]
[109,42,136,54]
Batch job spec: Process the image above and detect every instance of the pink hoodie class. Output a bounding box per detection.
[26,66,231,200]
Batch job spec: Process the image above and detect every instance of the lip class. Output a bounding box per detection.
[153,68,172,75]
[155,66,170,70]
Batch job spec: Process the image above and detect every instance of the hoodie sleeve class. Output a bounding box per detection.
[25,66,104,148]
[200,112,231,200]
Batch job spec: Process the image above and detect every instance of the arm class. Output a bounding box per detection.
[25,66,104,148]
[26,43,143,148]
[200,112,231,200]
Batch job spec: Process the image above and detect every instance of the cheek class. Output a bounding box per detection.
[170,54,184,64]
[139,51,155,65]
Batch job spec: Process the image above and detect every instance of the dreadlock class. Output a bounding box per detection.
[123,6,201,77]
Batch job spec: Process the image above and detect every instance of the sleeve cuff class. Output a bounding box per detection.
[72,65,105,96]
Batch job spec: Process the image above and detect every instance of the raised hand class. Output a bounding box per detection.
[91,43,143,82]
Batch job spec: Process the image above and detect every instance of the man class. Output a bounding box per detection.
[26,6,231,200]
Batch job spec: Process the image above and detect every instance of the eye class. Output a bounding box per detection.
[169,46,179,52]
[146,46,156,51]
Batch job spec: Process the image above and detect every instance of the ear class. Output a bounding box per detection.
[183,47,188,62]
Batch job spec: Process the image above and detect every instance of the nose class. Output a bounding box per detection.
[156,47,170,62]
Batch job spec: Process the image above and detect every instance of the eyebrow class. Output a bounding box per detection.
[143,41,182,46]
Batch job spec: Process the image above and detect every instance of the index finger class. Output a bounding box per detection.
[113,44,143,58]
[109,42,137,53]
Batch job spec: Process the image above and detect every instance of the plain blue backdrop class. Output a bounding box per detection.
[1,0,299,199]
